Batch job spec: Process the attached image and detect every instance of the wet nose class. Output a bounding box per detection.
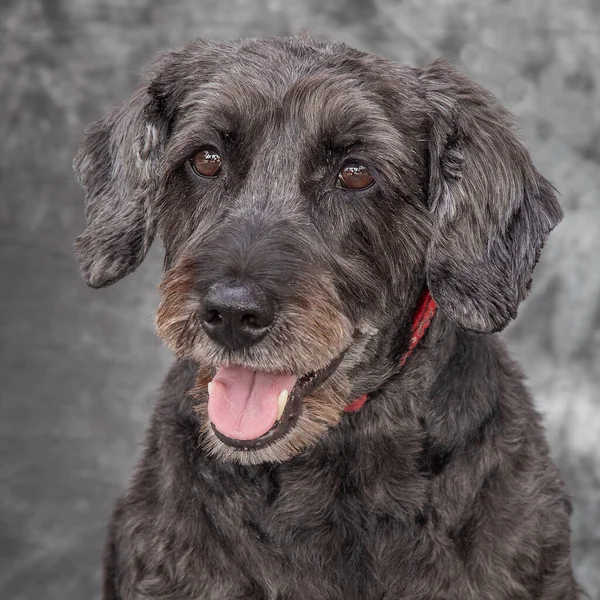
[201,281,276,349]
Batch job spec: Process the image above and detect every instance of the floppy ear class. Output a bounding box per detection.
[74,35,215,288]
[419,59,562,333]
[73,83,170,288]
[74,40,224,288]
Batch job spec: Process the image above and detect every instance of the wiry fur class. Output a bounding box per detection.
[74,35,579,599]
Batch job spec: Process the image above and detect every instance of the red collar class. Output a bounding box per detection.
[344,289,437,413]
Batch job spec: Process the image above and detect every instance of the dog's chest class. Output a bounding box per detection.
[183,456,450,600]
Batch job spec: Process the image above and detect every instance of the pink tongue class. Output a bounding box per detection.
[208,366,298,440]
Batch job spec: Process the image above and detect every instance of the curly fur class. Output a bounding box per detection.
[74,35,579,599]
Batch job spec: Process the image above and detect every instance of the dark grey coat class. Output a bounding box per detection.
[73,35,579,599]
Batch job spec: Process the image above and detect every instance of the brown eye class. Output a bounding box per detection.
[190,148,222,178]
[337,164,375,190]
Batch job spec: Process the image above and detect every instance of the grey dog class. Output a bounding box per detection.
[74,35,580,599]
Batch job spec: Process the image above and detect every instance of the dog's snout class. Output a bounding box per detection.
[201,282,276,349]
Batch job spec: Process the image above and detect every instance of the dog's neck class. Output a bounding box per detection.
[345,289,437,413]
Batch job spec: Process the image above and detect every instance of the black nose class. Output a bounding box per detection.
[201,282,276,349]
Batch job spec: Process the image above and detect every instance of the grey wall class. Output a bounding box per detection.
[1,0,599,598]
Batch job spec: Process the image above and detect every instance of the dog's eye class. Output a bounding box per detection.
[190,148,222,178]
[337,164,375,190]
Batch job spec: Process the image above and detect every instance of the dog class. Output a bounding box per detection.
[74,35,580,600]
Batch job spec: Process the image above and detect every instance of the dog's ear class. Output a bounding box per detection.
[418,59,562,333]
[73,84,168,288]
[73,41,220,288]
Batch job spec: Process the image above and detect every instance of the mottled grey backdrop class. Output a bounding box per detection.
[1,0,599,598]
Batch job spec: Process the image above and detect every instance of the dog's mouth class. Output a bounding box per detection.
[207,350,347,450]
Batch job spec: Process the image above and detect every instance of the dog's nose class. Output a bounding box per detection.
[201,282,276,349]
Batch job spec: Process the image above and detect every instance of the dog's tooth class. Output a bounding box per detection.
[277,390,289,420]
[207,382,214,395]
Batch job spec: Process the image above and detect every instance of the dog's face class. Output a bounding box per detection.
[74,36,562,464]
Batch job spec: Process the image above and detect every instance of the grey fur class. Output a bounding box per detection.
[74,35,579,599]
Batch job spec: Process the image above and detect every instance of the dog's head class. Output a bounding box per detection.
[74,36,561,464]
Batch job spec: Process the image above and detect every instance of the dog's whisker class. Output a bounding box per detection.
[175,312,194,348]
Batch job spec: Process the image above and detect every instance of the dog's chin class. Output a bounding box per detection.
[190,348,354,465]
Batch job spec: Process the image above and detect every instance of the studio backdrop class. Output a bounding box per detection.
[1,0,599,598]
